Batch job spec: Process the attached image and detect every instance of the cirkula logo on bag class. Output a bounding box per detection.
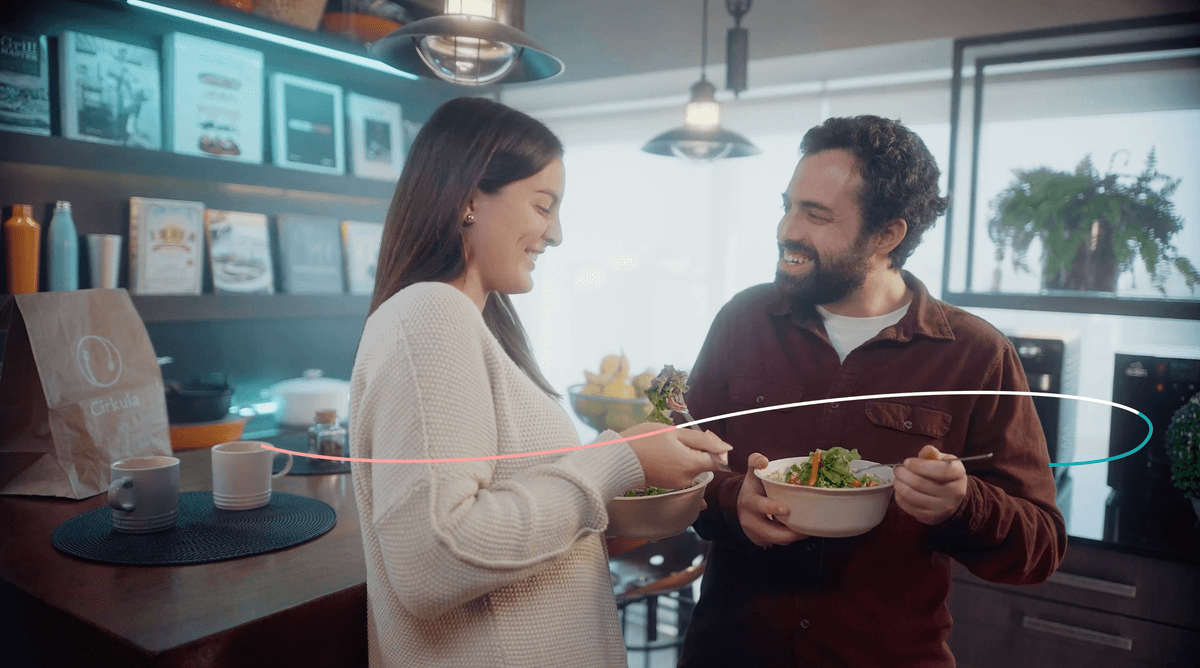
[76,335,123,388]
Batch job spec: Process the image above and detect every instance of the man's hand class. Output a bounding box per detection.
[893,444,968,525]
[736,453,808,548]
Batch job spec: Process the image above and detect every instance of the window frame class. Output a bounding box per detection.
[942,12,1200,320]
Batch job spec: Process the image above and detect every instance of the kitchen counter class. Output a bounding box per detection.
[0,434,368,668]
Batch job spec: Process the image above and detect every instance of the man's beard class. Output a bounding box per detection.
[774,233,872,312]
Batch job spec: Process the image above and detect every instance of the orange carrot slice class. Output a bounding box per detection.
[808,450,822,487]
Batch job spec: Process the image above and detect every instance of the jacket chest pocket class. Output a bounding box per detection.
[864,401,952,440]
[728,376,805,413]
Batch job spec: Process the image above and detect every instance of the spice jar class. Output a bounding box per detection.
[308,409,348,468]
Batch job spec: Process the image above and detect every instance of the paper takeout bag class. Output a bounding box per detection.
[0,289,171,499]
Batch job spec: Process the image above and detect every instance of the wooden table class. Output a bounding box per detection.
[0,446,368,668]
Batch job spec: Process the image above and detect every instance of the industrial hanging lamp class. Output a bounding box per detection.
[370,0,564,86]
[642,0,759,162]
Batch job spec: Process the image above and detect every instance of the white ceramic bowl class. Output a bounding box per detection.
[607,471,715,541]
[754,456,895,538]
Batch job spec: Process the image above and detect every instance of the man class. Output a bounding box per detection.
[676,115,1067,668]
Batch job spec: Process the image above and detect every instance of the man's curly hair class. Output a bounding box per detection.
[799,115,950,269]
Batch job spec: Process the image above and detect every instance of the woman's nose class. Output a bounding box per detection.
[545,217,563,247]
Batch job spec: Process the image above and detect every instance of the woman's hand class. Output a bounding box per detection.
[620,422,732,491]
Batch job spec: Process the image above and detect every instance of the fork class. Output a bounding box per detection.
[855,452,995,474]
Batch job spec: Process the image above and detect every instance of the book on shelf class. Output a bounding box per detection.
[270,73,345,174]
[346,92,403,181]
[340,220,384,295]
[204,209,275,294]
[273,214,345,294]
[164,32,263,163]
[0,31,50,136]
[59,31,162,149]
[128,197,205,295]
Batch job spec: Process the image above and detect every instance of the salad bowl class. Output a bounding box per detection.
[607,471,714,541]
[754,455,895,538]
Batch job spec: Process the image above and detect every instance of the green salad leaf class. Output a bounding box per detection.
[785,447,882,489]
[644,365,689,425]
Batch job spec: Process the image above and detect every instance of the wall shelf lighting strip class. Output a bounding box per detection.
[126,0,418,80]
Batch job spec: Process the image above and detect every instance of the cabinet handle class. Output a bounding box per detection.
[1021,616,1133,651]
[1047,571,1137,599]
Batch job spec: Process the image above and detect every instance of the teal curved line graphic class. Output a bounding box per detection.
[261,390,1152,467]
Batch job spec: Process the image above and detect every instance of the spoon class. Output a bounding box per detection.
[855,452,995,474]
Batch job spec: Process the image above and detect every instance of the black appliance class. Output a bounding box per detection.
[1005,331,1081,481]
[1106,350,1200,497]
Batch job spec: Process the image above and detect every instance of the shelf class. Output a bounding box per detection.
[0,131,397,202]
[943,291,1200,321]
[131,293,371,322]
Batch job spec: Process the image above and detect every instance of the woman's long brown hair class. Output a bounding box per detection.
[368,96,562,398]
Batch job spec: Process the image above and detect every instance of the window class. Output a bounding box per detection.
[943,15,1200,319]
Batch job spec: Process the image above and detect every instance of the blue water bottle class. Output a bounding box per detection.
[47,200,79,291]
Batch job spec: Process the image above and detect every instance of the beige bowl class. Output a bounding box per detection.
[607,472,715,541]
[754,457,895,538]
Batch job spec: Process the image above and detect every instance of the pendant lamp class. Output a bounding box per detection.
[370,0,564,86]
[642,0,759,162]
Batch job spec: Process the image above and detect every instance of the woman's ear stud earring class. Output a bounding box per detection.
[465,214,475,224]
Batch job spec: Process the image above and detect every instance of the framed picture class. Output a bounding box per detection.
[270,73,344,174]
[59,31,161,149]
[274,214,344,294]
[204,209,274,294]
[128,197,204,295]
[0,31,50,136]
[341,221,383,295]
[164,32,264,163]
[346,92,403,181]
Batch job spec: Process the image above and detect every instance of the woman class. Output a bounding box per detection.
[348,97,731,668]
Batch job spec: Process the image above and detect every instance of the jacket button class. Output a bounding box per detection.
[801,619,810,629]
[904,420,913,430]
[830,402,839,409]
[807,542,816,552]
[756,395,764,403]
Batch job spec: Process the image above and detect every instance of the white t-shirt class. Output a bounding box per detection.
[816,301,911,362]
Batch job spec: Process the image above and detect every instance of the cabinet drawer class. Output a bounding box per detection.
[948,581,1200,668]
[952,541,1199,629]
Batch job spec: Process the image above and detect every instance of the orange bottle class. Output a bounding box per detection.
[5,204,41,294]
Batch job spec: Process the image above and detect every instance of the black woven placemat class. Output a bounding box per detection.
[269,433,352,476]
[51,491,336,566]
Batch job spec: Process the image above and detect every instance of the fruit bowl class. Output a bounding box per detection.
[568,383,654,433]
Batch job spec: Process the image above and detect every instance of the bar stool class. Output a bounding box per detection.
[608,528,709,668]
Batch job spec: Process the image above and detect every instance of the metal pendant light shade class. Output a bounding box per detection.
[370,0,564,85]
[643,80,759,161]
[642,0,759,162]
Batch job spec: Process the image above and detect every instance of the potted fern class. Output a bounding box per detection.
[988,149,1199,294]
[1165,392,1200,523]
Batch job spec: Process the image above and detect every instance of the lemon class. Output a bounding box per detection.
[631,369,655,396]
[602,380,636,399]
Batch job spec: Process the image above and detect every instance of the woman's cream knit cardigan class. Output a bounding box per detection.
[349,282,646,667]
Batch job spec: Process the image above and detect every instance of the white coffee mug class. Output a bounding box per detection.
[211,441,293,511]
[108,456,180,533]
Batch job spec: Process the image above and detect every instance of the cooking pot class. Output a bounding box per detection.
[165,374,235,424]
[264,369,350,428]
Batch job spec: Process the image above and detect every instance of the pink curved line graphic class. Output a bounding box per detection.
[258,390,1145,466]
